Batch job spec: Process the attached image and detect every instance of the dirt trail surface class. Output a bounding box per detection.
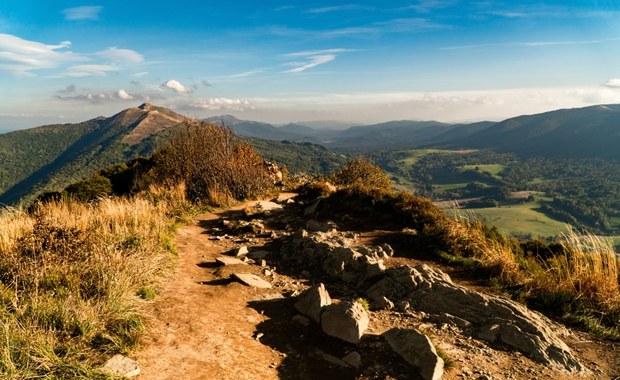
[136,195,620,380]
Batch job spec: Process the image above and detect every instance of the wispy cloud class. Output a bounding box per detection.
[55,86,163,104]
[61,64,120,77]
[442,37,620,50]
[0,34,83,76]
[62,6,103,21]
[396,0,457,13]
[177,98,253,111]
[228,70,263,79]
[161,79,192,93]
[284,48,356,57]
[202,80,213,87]
[308,4,373,14]
[286,55,335,73]
[96,47,144,64]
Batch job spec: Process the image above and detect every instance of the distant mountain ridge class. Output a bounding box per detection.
[0,105,344,205]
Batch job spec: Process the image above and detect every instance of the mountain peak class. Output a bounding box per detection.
[138,102,153,111]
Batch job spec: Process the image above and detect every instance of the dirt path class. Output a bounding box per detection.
[136,201,285,380]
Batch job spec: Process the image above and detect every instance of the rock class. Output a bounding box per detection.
[232,273,272,288]
[254,200,284,212]
[321,301,369,344]
[370,296,394,311]
[215,256,247,266]
[383,328,444,380]
[100,354,140,378]
[247,250,271,260]
[235,246,249,258]
[304,199,321,216]
[321,353,349,368]
[306,219,338,232]
[292,314,311,327]
[294,283,332,323]
[342,351,362,369]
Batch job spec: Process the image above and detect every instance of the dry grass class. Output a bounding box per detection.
[0,186,190,378]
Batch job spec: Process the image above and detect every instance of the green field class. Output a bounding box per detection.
[445,201,571,239]
[462,164,505,177]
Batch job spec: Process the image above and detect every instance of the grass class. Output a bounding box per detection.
[0,185,191,378]
[462,164,505,177]
[447,201,570,239]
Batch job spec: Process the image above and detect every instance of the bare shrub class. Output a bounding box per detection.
[153,120,273,205]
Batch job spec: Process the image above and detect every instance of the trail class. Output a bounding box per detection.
[135,200,286,380]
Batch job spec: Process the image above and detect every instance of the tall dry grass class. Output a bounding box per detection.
[0,186,189,378]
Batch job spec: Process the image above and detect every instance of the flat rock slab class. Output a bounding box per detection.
[232,273,272,288]
[216,256,248,266]
[100,354,140,378]
[253,201,284,212]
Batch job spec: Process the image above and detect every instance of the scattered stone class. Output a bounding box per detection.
[215,256,248,266]
[100,354,140,378]
[304,199,321,216]
[232,273,272,288]
[292,314,311,327]
[370,296,394,311]
[260,259,267,267]
[248,250,271,260]
[383,328,444,380]
[321,301,369,344]
[235,246,249,258]
[294,283,332,323]
[306,219,338,233]
[253,201,284,213]
[254,332,264,340]
[342,351,362,369]
[321,353,349,368]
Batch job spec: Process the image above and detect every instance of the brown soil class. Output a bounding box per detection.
[136,195,620,380]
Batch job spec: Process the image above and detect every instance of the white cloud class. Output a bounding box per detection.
[228,70,263,78]
[286,54,336,73]
[96,47,144,64]
[602,79,620,88]
[284,48,355,57]
[62,6,103,21]
[308,5,373,14]
[61,64,120,77]
[161,79,192,93]
[0,34,83,76]
[180,98,253,111]
[132,71,149,77]
[116,89,134,100]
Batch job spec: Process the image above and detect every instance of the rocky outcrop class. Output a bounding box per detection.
[369,264,583,372]
[384,328,444,380]
[281,230,386,287]
[281,229,584,373]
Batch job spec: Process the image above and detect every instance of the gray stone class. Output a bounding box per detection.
[292,314,311,327]
[306,219,338,232]
[253,201,284,212]
[304,199,321,216]
[342,351,362,369]
[383,328,444,380]
[370,296,394,311]
[215,256,247,266]
[321,353,349,368]
[321,301,369,344]
[294,283,332,323]
[100,354,140,378]
[235,246,249,258]
[232,273,272,288]
[247,250,271,260]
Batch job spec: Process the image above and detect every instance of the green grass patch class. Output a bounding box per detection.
[462,164,505,177]
[448,201,570,239]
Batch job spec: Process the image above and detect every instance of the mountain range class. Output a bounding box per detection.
[2,102,620,205]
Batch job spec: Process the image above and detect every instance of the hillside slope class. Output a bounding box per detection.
[448,104,620,158]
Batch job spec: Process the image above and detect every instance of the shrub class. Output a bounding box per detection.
[329,157,392,192]
[153,121,273,205]
[64,174,112,202]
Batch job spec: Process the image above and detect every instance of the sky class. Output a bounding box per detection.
[3,1,620,131]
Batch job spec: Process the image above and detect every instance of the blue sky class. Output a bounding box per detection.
[2,1,620,130]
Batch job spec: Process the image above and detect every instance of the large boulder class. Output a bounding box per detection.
[294,283,332,323]
[384,328,444,380]
[321,301,369,344]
